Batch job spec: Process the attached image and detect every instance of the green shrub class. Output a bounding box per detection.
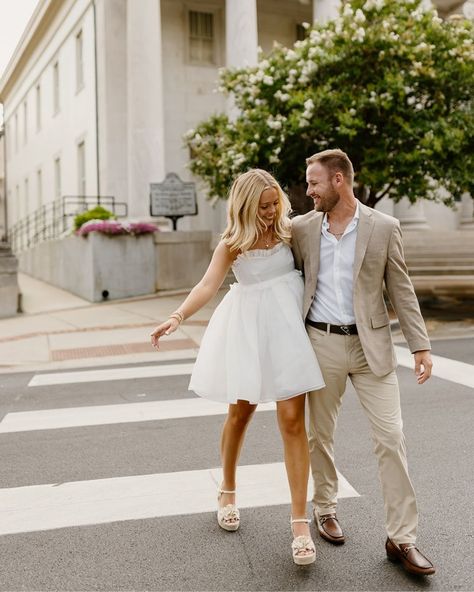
[73,206,116,230]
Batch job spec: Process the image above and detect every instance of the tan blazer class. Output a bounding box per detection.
[291,202,430,377]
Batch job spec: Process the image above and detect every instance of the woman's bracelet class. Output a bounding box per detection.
[169,310,184,324]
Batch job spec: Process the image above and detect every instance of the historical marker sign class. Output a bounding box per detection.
[150,173,197,229]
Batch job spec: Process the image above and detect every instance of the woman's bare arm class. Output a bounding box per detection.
[150,240,236,348]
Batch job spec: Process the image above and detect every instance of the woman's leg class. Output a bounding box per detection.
[277,394,311,539]
[219,399,257,509]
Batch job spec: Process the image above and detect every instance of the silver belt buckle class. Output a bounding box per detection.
[340,325,351,335]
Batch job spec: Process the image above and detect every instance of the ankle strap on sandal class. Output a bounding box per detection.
[218,488,236,494]
[291,518,311,524]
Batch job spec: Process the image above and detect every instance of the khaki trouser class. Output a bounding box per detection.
[307,325,418,545]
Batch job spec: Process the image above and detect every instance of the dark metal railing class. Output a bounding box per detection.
[9,195,128,253]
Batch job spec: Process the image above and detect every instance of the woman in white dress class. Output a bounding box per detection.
[150,169,324,565]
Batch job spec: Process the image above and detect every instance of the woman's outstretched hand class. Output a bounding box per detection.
[150,318,180,349]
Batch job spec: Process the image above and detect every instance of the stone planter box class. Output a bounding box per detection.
[154,230,212,291]
[16,230,214,306]
[19,233,155,302]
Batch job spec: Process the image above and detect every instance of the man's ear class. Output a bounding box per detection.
[333,171,344,187]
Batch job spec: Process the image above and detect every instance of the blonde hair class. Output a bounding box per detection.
[222,169,292,253]
[306,149,354,185]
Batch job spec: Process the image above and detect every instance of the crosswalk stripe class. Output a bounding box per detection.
[28,348,473,389]
[394,346,474,389]
[0,462,359,536]
[0,398,276,433]
[28,362,195,387]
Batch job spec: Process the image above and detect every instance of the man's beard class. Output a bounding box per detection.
[315,190,340,212]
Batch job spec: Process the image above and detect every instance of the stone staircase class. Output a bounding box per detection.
[402,231,474,298]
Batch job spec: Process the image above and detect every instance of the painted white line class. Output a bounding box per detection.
[0,462,359,536]
[394,346,474,389]
[0,398,276,434]
[28,363,195,387]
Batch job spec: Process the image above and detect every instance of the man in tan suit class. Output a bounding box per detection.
[292,149,436,576]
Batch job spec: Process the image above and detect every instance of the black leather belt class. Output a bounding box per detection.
[306,320,358,335]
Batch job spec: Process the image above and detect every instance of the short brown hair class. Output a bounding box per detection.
[306,149,354,185]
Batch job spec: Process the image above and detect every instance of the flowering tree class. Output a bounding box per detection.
[185,0,474,211]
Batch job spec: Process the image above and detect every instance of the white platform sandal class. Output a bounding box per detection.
[217,488,240,532]
[291,518,316,565]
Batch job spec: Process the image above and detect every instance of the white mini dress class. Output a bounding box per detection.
[189,242,325,404]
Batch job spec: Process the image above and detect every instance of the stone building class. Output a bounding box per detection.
[0,0,472,248]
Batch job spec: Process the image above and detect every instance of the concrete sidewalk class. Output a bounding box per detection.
[0,274,223,374]
[1,273,472,375]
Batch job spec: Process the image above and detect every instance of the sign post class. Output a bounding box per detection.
[150,173,197,230]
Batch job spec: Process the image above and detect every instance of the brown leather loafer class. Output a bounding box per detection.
[314,511,345,545]
[386,538,436,576]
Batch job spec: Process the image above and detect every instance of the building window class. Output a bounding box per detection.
[54,157,61,199]
[296,23,308,41]
[189,10,215,64]
[53,61,60,114]
[23,101,28,145]
[36,84,41,131]
[76,30,84,91]
[37,169,43,208]
[77,141,86,195]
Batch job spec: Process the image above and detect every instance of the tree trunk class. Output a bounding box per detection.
[365,189,383,209]
[287,184,314,216]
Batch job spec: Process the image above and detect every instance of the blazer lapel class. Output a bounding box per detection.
[307,212,323,283]
[353,203,375,282]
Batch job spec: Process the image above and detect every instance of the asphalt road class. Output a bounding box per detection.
[0,337,472,591]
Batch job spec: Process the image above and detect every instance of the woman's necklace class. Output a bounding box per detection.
[262,228,273,248]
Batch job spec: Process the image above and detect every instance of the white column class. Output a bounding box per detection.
[95,0,128,206]
[219,0,259,228]
[463,0,474,20]
[225,0,258,68]
[459,193,474,230]
[313,0,340,24]
[127,0,165,218]
[394,198,429,230]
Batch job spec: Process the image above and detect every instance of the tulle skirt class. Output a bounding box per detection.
[189,270,325,404]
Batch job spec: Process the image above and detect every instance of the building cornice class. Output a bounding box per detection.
[0,0,63,101]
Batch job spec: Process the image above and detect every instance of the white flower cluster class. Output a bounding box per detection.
[308,45,326,59]
[234,153,247,167]
[274,90,290,102]
[354,27,366,42]
[266,117,283,130]
[354,9,366,24]
[299,60,318,84]
[285,49,298,62]
[269,146,282,164]
[368,90,378,104]
[299,98,315,127]
[409,61,423,76]
[343,3,353,18]
[363,0,385,10]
